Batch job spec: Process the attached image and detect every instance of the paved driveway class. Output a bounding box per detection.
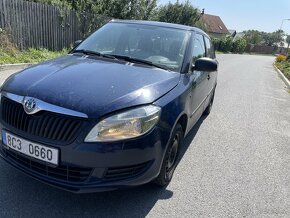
[0,54,290,217]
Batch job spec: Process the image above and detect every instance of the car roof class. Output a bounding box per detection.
[110,20,210,38]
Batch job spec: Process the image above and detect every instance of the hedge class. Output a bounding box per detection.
[213,37,247,54]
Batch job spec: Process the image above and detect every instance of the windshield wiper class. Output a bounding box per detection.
[71,51,170,71]
[109,54,171,71]
[71,49,117,60]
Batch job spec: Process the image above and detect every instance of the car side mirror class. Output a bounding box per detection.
[73,40,82,48]
[192,57,218,72]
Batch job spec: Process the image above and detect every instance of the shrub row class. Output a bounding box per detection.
[275,54,290,80]
[212,37,247,54]
[275,59,290,80]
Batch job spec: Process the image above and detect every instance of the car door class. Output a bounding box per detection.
[204,36,218,105]
[187,33,209,128]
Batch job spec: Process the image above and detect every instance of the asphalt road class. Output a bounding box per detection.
[0,54,290,218]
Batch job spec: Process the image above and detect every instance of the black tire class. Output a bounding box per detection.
[203,89,215,116]
[153,124,184,187]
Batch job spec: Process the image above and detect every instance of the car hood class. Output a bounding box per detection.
[2,55,180,118]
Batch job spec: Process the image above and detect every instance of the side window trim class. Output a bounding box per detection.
[204,35,209,57]
[202,35,208,57]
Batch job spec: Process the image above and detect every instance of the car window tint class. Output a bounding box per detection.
[192,34,206,62]
[204,36,215,59]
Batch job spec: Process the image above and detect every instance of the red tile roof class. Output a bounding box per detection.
[201,14,229,34]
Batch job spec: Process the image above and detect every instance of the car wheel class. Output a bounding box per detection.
[203,89,215,116]
[153,124,184,187]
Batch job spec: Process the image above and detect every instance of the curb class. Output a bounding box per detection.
[0,63,35,71]
[273,64,290,90]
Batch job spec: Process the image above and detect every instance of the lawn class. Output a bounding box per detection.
[0,48,68,65]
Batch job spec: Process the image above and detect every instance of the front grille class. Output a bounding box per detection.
[104,161,151,181]
[4,149,92,183]
[1,97,84,144]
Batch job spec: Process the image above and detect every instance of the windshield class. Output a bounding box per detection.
[75,22,191,72]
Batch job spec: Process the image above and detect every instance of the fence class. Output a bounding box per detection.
[0,0,110,50]
[245,44,288,55]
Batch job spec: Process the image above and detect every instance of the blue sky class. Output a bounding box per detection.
[158,0,290,34]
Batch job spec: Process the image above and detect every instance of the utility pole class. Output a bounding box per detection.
[279,19,290,54]
[280,19,290,31]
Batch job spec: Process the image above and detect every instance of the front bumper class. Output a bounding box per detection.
[0,125,170,193]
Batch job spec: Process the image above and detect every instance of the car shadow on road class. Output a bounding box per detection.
[0,116,205,218]
[177,115,206,166]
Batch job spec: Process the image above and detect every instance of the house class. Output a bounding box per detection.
[201,14,229,38]
[275,41,289,49]
[274,41,289,54]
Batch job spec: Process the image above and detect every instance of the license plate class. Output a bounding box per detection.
[2,130,59,165]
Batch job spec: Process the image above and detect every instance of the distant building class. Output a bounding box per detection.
[274,41,289,54]
[229,31,245,41]
[234,32,245,40]
[228,29,237,38]
[275,41,289,49]
[201,14,229,38]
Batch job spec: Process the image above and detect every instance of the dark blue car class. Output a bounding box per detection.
[0,20,218,193]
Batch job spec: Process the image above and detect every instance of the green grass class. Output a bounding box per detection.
[0,48,68,65]
[275,60,290,81]
[215,51,225,54]
[215,51,274,56]
[245,52,274,57]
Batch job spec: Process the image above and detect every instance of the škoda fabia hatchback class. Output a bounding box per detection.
[0,20,218,193]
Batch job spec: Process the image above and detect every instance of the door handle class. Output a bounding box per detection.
[207,74,210,80]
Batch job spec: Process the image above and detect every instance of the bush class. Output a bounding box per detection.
[212,38,221,51]
[276,54,287,62]
[0,28,18,55]
[0,28,68,64]
[232,38,247,54]
[212,36,247,54]
[219,37,233,53]
[275,60,290,80]
[0,48,68,64]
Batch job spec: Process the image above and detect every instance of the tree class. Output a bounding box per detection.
[154,0,202,26]
[28,0,157,20]
[102,0,157,20]
[243,30,263,45]
[242,29,284,46]
[286,35,290,55]
[286,35,290,44]
[262,30,284,46]
[28,0,72,8]
[26,0,157,36]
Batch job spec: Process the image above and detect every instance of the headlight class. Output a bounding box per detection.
[85,105,161,142]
